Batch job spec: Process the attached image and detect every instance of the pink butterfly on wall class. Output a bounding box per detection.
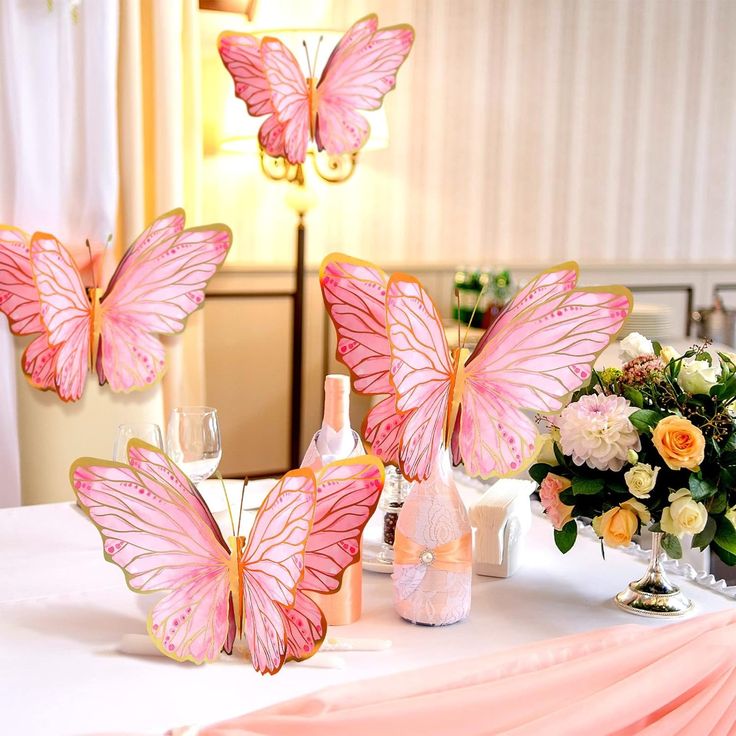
[320,254,633,482]
[218,14,414,165]
[0,210,231,402]
[71,441,383,672]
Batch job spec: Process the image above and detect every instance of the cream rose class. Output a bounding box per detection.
[623,463,660,499]
[592,505,638,548]
[619,332,654,362]
[677,358,720,395]
[660,489,708,538]
[659,345,680,364]
[537,433,559,467]
[652,415,705,471]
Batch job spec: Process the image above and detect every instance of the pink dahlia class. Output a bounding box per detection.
[558,394,641,472]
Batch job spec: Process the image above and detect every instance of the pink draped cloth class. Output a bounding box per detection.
[172,610,736,736]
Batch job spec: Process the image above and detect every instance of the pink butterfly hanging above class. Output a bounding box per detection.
[218,14,414,165]
[320,254,633,482]
[71,441,384,673]
[0,210,231,402]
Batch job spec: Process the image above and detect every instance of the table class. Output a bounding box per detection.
[1,488,734,736]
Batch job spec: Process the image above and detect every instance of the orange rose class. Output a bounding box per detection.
[592,506,638,548]
[651,416,705,471]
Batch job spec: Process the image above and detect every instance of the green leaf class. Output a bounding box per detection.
[712,542,736,566]
[622,386,644,408]
[723,433,736,454]
[652,340,662,357]
[553,443,568,468]
[571,477,605,496]
[629,409,664,432]
[710,491,728,515]
[692,516,717,550]
[648,522,662,533]
[529,463,553,484]
[714,516,736,555]
[689,474,717,501]
[554,520,577,554]
[559,489,575,505]
[662,533,683,559]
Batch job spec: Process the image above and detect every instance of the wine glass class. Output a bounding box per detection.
[113,423,164,463]
[166,406,222,484]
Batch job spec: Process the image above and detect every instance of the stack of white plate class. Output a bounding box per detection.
[620,303,677,342]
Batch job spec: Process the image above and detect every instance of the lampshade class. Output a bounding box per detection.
[218,29,389,155]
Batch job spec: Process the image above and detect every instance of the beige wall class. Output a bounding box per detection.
[201,0,736,269]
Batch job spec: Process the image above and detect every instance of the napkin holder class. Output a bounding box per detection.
[469,479,535,577]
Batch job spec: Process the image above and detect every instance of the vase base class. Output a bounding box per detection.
[615,582,693,618]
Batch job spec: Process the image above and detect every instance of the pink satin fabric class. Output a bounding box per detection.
[171,610,736,736]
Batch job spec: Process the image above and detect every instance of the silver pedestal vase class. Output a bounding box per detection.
[615,532,693,617]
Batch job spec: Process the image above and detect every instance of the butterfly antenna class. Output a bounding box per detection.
[312,35,324,76]
[461,286,487,349]
[303,40,313,78]
[217,471,236,537]
[455,288,461,348]
[85,239,97,290]
[236,477,248,538]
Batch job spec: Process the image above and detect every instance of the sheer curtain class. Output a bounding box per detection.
[0,0,118,507]
[118,0,206,414]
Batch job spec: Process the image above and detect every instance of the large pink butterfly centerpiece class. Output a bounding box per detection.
[321,254,633,482]
[0,210,231,402]
[71,441,384,674]
[218,14,414,166]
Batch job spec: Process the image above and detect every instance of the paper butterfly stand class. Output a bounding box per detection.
[72,440,384,673]
[0,209,231,402]
[320,254,633,625]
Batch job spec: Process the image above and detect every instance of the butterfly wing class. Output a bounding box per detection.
[314,15,414,155]
[259,37,310,164]
[282,456,384,662]
[241,469,316,675]
[96,217,231,392]
[457,264,632,477]
[30,233,91,402]
[386,274,454,481]
[320,253,408,462]
[217,33,288,159]
[71,445,233,664]
[0,227,60,391]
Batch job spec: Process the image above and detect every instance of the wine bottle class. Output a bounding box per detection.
[300,374,364,624]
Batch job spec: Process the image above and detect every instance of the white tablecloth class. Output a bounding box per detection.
[1,489,734,736]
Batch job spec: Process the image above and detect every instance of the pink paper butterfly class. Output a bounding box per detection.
[218,14,414,165]
[0,210,231,402]
[281,457,384,662]
[71,441,384,672]
[321,254,633,481]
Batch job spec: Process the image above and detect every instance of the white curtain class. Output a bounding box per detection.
[0,0,119,507]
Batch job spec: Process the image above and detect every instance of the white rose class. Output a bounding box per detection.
[619,332,654,362]
[677,358,721,395]
[623,463,659,499]
[660,488,708,538]
[659,345,680,364]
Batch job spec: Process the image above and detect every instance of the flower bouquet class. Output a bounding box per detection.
[530,332,736,616]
